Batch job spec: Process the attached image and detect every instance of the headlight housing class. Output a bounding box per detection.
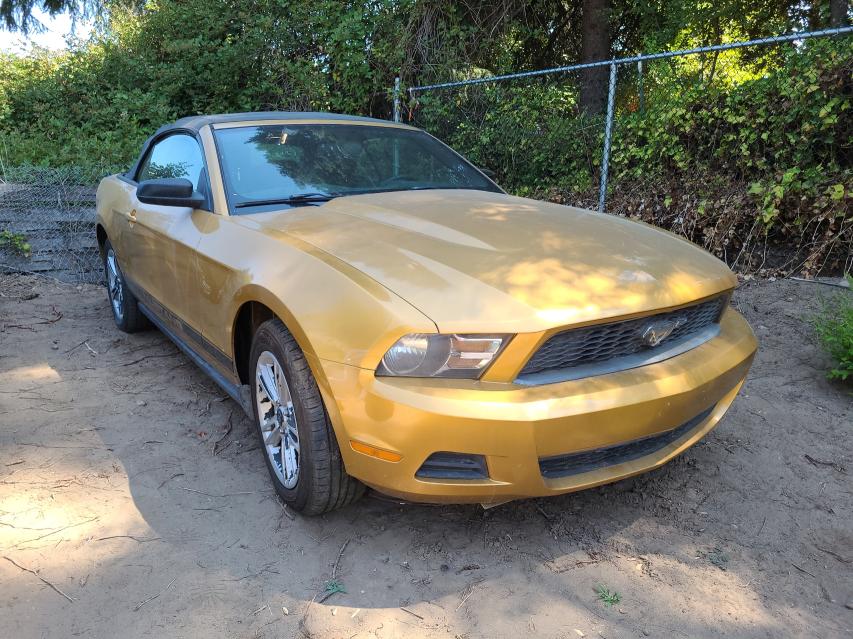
[377,333,509,378]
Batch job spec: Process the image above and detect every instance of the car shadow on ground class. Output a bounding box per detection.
[2,275,850,638]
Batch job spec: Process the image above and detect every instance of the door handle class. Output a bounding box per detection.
[128,209,137,227]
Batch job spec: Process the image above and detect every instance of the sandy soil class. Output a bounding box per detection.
[0,273,850,639]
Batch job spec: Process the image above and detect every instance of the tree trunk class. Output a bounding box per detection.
[579,0,611,116]
[830,0,849,26]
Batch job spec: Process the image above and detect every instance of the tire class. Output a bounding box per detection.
[103,239,149,333]
[250,319,364,515]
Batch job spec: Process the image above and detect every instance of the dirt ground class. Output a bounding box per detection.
[0,273,850,639]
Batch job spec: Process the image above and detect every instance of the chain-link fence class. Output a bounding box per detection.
[1,27,850,284]
[0,165,105,284]
[398,26,853,274]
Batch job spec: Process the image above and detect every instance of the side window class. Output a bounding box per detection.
[137,134,206,191]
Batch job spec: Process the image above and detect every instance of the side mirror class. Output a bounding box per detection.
[479,167,497,180]
[137,178,205,208]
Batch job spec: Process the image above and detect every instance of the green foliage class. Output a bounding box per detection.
[323,579,346,595]
[615,39,851,216]
[0,229,30,256]
[595,584,621,607]
[0,2,849,273]
[414,36,850,273]
[814,277,853,382]
[0,0,107,32]
[0,0,415,171]
[706,548,730,570]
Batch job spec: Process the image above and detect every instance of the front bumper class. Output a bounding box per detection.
[319,309,757,504]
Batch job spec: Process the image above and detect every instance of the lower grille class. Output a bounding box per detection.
[518,296,726,384]
[416,452,489,480]
[538,404,716,479]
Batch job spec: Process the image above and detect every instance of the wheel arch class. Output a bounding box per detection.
[96,223,108,259]
[229,288,350,454]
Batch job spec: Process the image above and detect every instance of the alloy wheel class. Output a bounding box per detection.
[106,248,124,321]
[255,351,300,489]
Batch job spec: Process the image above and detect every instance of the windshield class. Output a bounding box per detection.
[213,123,500,211]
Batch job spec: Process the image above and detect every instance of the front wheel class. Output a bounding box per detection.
[250,319,364,515]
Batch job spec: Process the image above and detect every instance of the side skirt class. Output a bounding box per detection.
[138,302,253,418]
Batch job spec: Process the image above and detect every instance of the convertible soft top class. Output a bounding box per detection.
[162,111,392,134]
[127,111,400,179]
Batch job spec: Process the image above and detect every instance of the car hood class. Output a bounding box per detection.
[242,189,736,333]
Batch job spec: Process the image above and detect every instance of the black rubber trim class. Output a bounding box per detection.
[538,404,716,479]
[138,301,246,411]
[127,278,234,373]
[416,452,489,480]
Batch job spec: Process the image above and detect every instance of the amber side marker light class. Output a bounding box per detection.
[350,440,403,462]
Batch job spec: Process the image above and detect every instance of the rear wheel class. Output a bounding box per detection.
[103,239,148,333]
[250,319,364,514]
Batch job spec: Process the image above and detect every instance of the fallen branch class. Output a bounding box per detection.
[804,454,846,474]
[95,535,161,543]
[331,538,351,580]
[178,487,254,498]
[456,579,484,611]
[157,473,184,489]
[10,516,98,548]
[212,411,234,456]
[275,496,294,525]
[63,339,88,355]
[133,577,176,611]
[791,562,816,578]
[120,351,179,367]
[789,276,850,289]
[3,307,62,330]
[815,545,851,564]
[3,556,74,602]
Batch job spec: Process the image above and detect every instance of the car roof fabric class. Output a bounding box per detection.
[160,111,391,134]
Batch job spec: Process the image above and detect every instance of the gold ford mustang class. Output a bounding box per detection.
[96,112,757,514]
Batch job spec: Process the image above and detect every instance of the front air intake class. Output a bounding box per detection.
[416,452,489,480]
[538,404,716,479]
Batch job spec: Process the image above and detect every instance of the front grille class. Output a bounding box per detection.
[539,404,716,479]
[518,296,726,382]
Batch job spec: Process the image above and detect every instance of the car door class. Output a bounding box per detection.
[125,132,212,343]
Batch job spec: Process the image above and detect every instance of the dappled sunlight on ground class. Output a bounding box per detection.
[1,274,850,638]
[2,363,62,383]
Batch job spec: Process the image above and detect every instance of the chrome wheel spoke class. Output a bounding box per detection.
[258,365,278,404]
[106,250,124,320]
[283,446,298,483]
[255,351,300,489]
[285,423,299,449]
[274,364,288,402]
[264,427,282,447]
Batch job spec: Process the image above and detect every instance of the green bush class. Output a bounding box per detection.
[814,277,853,383]
[0,229,30,256]
[0,3,849,274]
[412,38,852,274]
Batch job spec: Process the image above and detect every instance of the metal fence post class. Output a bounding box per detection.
[598,62,618,212]
[393,76,401,123]
[637,60,644,114]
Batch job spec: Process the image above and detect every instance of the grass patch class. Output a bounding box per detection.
[814,276,853,383]
[595,584,621,607]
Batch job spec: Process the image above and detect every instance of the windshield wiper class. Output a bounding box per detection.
[234,192,336,208]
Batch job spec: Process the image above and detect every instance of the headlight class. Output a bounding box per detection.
[377,333,509,378]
